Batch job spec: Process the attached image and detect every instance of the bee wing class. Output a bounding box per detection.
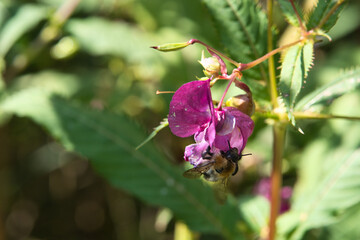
[212,177,229,204]
[183,161,214,179]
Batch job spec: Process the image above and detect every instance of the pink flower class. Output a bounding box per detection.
[168,79,254,166]
[253,178,293,213]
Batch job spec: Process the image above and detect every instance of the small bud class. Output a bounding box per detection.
[226,94,255,116]
[150,42,190,52]
[199,51,221,78]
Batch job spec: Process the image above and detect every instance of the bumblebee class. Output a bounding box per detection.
[183,143,251,202]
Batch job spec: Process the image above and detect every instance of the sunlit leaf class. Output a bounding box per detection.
[279,41,314,122]
[295,68,360,111]
[280,148,360,240]
[306,0,345,32]
[238,195,269,236]
[66,17,160,64]
[320,203,360,240]
[277,0,304,28]
[202,0,271,81]
[0,4,48,57]
[9,70,81,97]
[0,89,246,239]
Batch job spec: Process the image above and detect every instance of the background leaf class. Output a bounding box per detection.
[65,17,161,64]
[295,68,360,111]
[0,4,48,57]
[306,0,345,32]
[202,0,270,81]
[277,0,304,28]
[317,203,360,240]
[279,147,360,240]
[238,195,269,237]
[0,88,246,239]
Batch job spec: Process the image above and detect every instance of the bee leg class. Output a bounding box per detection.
[232,163,239,176]
[202,146,213,159]
[227,140,231,149]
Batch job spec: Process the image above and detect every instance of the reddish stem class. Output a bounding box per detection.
[216,71,239,110]
[268,124,286,240]
[289,0,306,32]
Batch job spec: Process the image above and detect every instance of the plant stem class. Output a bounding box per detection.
[293,112,360,121]
[217,71,237,110]
[240,39,302,71]
[269,123,286,240]
[267,0,278,109]
[254,110,360,121]
[188,39,240,67]
[289,0,306,32]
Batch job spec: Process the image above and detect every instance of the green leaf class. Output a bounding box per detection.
[66,17,160,64]
[281,148,360,240]
[241,77,270,104]
[136,118,168,150]
[277,0,304,27]
[279,42,314,122]
[295,68,360,111]
[9,70,82,97]
[238,195,269,235]
[0,4,48,57]
[306,0,345,32]
[320,203,360,240]
[202,0,271,81]
[0,89,245,239]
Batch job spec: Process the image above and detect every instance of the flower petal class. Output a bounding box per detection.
[214,127,244,152]
[169,80,213,137]
[184,141,210,166]
[224,107,254,146]
[215,110,236,136]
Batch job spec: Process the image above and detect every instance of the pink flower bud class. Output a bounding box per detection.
[226,94,255,116]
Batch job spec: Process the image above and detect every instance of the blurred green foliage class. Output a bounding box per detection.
[0,0,359,240]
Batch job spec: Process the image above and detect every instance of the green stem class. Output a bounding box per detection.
[267,0,278,109]
[254,110,360,121]
[293,112,360,121]
[269,123,286,240]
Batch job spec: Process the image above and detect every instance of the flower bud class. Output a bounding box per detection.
[226,94,255,116]
[199,51,221,78]
[151,42,190,52]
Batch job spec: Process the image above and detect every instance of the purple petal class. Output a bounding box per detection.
[194,120,216,147]
[184,141,210,166]
[215,110,236,136]
[214,127,244,152]
[224,107,254,147]
[169,80,213,137]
